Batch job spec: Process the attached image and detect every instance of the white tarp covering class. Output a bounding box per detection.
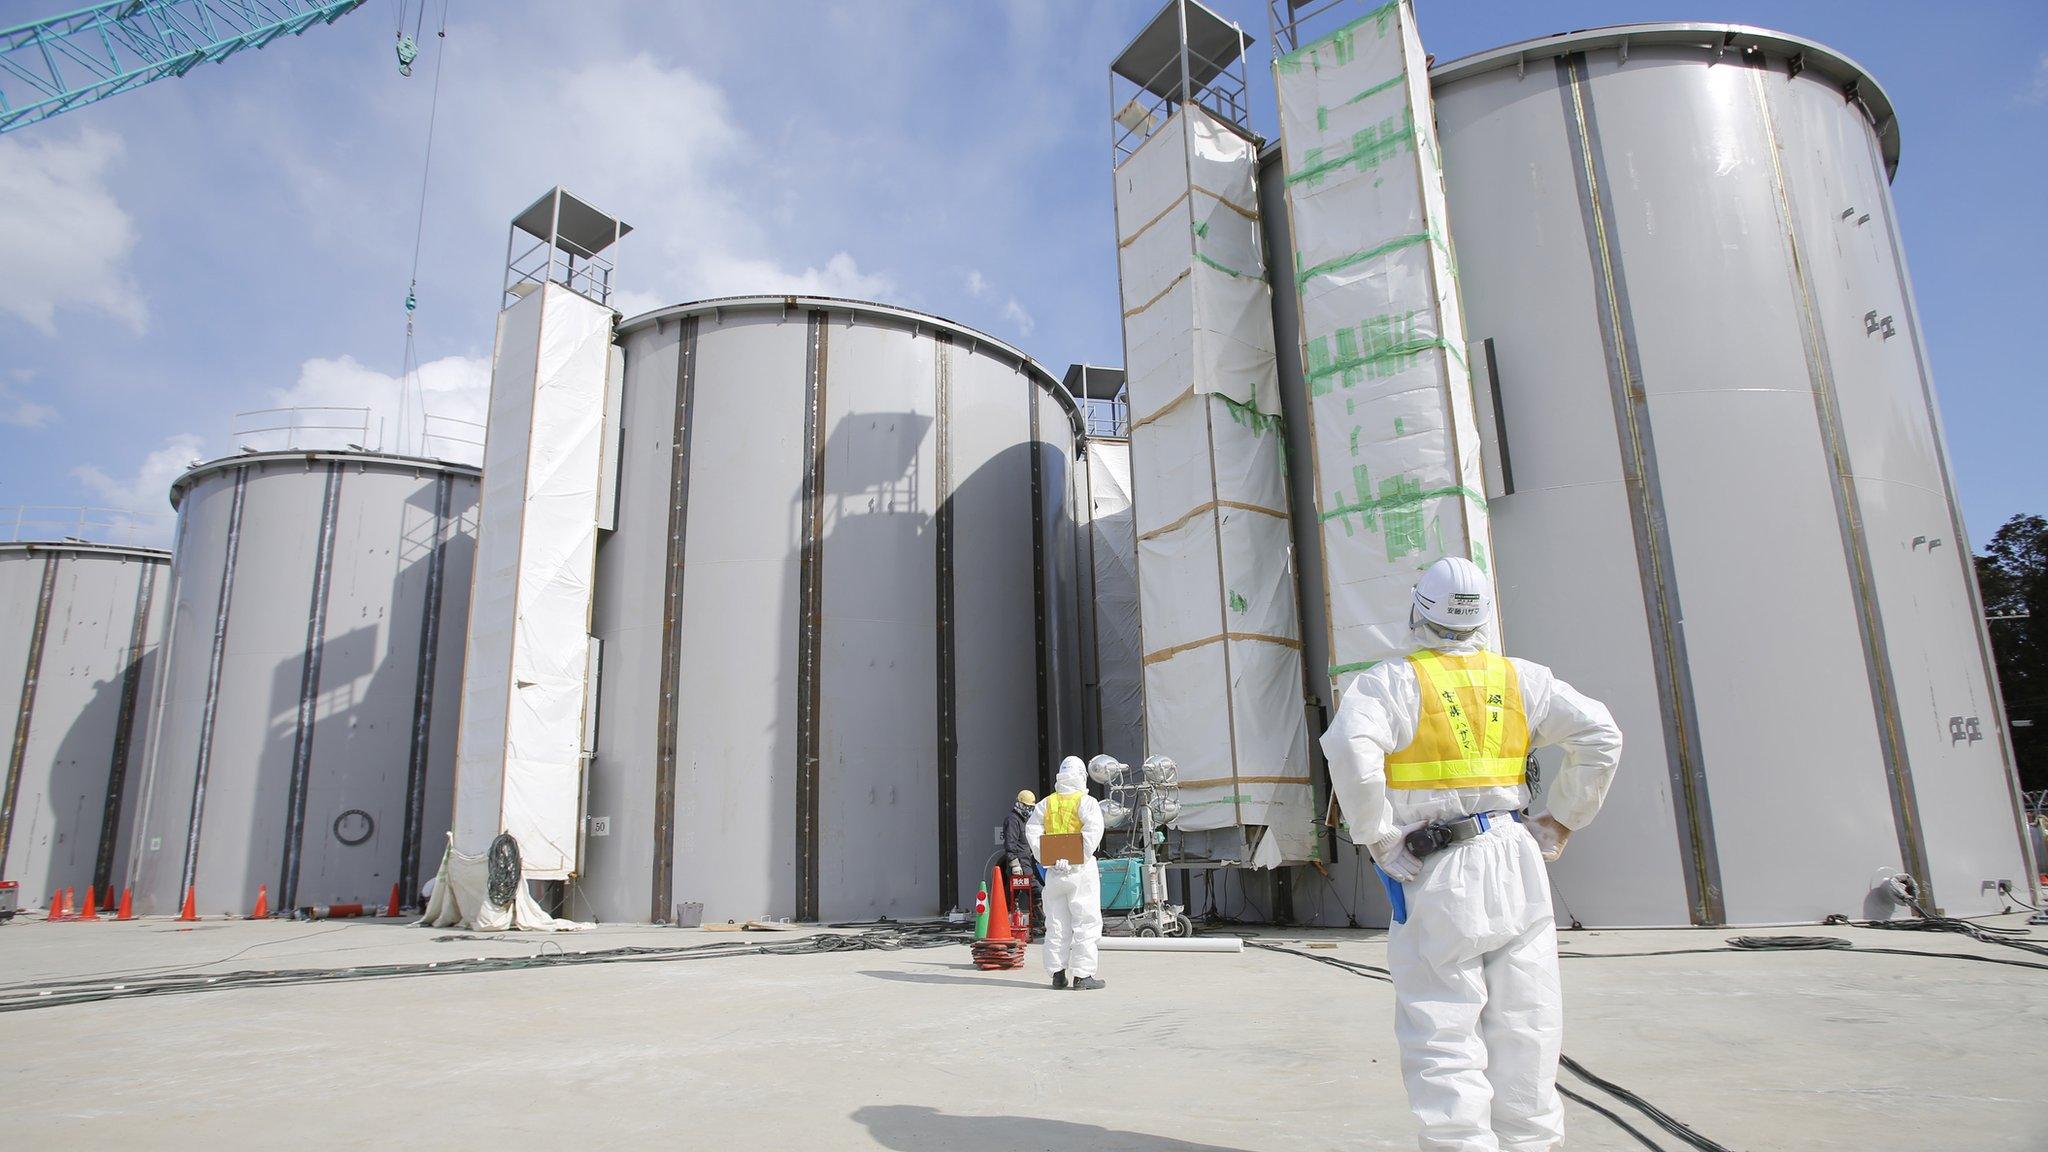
[1273,0,1499,697]
[1115,103,1316,863]
[1084,443,1145,766]
[419,835,588,932]
[451,281,613,880]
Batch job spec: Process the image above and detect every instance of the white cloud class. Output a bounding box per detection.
[1002,297,1036,337]
[688,251,894,301]
[256,353,492,466]
[72,433,203,545]
[966,270,990,298]
[0,379,57,429]
[0,128,146,335]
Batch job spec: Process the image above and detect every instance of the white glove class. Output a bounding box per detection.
[1527,813,1572,862]
[1367,822,1426,883]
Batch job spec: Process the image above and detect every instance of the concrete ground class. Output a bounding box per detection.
[1,912,2043,1150]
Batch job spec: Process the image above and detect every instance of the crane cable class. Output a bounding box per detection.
[398,0,450,454]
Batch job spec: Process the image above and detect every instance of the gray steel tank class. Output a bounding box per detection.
[127,452,479,915]
[1257,23,2032,926]
[1,542,167,908]
[578,296,1085,924]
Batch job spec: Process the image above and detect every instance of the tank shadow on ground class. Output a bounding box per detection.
[852,1105,1255,1152]
[856,968,1042,991]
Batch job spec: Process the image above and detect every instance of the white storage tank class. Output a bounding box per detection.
[0,542,167,908]
[128,451,479,915]
[1257,23,2032,926]
[578,296,1085,924]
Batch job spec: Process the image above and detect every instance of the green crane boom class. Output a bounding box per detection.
[0,0,369,135]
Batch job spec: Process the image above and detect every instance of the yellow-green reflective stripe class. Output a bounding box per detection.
[1386,757,1525,778]
[1045,793,1083,835]
[1387,772,1526,791]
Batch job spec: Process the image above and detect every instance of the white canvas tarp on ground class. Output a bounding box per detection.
[1115,102,1316,863]
[1272,0,1499,697]
[451,281,613,880]
[419,835,588,932]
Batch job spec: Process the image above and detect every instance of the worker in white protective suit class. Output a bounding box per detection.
[1321,556,1622,1152]
[1025,756,1106,990]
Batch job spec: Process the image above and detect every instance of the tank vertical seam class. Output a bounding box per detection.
[1556,54,1724,925]
[94,557,158,893]
[280,461,343,909]
[1750,68,1932,906]
[1863,134,2037,895]
[182,465,249,899]
[0,553,59,867]
[400,471,453,908]
[796,310,829,921]
[651,317,698,922]
[1030,377,1053,799]
[934,332,958,911]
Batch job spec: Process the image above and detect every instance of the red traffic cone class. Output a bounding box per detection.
[985,867,1013,942]
[45,892,65,922]
[386,882,401,918]
[249,884,269,919]
[177,886,198,922]
[115,888,134,921]
[79,886,99,922]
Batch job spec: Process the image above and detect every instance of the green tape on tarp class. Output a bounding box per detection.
[1295,230,1440,291]
[1286,108,1417,189]
[1275,0,1400,69]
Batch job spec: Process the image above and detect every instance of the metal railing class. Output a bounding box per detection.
[505,232,616,308]
[421,413,485,459]
[1082,397,1131,439]
[0,505,171,546]
[232,406,375,452]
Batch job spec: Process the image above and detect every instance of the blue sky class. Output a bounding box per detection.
[0,0,2042,548]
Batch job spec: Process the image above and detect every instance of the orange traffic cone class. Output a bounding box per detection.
[177,886,198,922]
[115,888,133,921]
[249,884,269,920]
[79,886,99,922]
[45,892,65,921]
[385,882,401,918]
[985,867,1013,943]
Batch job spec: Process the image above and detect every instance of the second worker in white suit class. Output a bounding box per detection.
[1322,557,1622,1152]
[1025,756,1106,990]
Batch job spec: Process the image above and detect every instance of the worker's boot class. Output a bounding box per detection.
[1051,970,1068,990]
[1070,975,1106,990]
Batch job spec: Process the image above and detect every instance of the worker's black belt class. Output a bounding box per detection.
[1404,810,1522,859]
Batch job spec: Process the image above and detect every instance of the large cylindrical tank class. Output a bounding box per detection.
[1257,24,2033,926]
[128,452,479,915]
[1,542,167,907]
[578,296,1085,924]
[1434,25,2031,924]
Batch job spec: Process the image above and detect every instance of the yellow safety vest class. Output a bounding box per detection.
[1043,792,1084,835]
[1384,650,1531,790]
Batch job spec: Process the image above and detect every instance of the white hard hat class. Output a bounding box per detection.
[1413,556,1492,631]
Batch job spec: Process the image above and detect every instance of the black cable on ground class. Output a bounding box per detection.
[1560,1055,1734,1152]
[1249,941,1735,1152]
[1828,905,2048,960]
[1726,935,1851,951]
[1555,1083,1665,1151]
[0,923,970,1013]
